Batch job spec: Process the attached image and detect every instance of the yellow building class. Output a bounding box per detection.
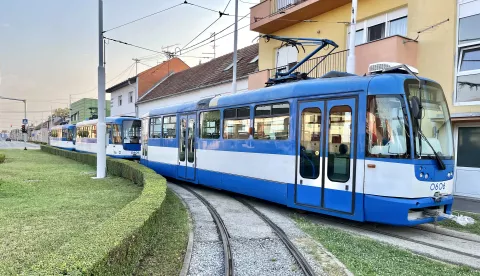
[249,0,480,198]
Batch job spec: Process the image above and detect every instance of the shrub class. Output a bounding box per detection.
[0,154,5,164]
[34,145,168,275]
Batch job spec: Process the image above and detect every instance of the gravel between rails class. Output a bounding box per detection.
[168,184,223,276]
[170,182,352,276]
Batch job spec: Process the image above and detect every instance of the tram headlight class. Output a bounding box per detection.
[448,172,453,178]
[419,172,424,178]
[424,173,429,179]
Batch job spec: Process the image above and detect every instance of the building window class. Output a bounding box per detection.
[389,16,408,37]
[455,0,480,104]
[355,29,364,46]
[223,107,250,139]
[128,91,133,103]
[200,111,220,139]
[275,46,298,74]
[368,23,385,42]
[254,102,290,140]
[118,95,122,106]
[347,7,407,47]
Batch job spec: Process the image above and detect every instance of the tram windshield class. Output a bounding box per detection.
[405,80,454,159]
[123,120,141,144]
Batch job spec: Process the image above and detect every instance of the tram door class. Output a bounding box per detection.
[178,114,196,180]
[141,118,149,165]
[296,98,356,213]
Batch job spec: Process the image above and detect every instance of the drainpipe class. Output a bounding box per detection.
[346,0,357,74]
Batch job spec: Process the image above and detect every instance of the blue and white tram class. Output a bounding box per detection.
[141,73,455,226]
[50,124,76,150]
[76,117,142,159]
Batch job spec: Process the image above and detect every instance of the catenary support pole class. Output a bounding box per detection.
[232,0,239,93]
[23,100,27,150]
[346,0,357,74]
[96,0,107,178]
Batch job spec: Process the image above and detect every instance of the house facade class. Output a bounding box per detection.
[70,98,111,124]
[107,58,190,117]
[137,44,259,116]
[250,0,480,198]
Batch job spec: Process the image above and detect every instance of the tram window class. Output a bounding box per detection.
[150,117,162,138]
[123,120,141,144]
[200,111,220,139]
[162,116,177,139]
[112,124,122,144]
[223,107,250,140]
[366,96,408,158]
[327,106,351,183]
[300,108,322,179]
[254,102,290,140]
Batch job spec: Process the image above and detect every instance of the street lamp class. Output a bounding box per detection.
[0,96,27,150]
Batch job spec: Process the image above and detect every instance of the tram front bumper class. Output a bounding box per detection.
[364,194,454,226]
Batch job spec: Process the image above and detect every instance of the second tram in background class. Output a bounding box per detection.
[49,117,142,160]
[75,117,142,159]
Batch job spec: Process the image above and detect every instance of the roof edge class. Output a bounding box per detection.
[137,75,249,105]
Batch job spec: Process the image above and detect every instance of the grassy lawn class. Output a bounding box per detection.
[0,150,141,275]
[294,216,480,276]
[134,189,190,275]
[439,211,480,236]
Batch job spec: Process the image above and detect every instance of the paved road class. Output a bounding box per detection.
[0,140,40,150]
[453,196,480,214]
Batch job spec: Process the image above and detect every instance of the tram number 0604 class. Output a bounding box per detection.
[430,182,446,191]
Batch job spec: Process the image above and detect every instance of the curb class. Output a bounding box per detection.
[169,187,194,276]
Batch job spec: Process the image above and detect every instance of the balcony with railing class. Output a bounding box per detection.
[250,0,350,34]
[247,35,418,89]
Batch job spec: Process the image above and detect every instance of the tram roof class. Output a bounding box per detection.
[145,73,435,117]
[75,116,140,127]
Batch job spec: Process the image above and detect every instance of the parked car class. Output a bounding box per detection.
[6,138,11,141]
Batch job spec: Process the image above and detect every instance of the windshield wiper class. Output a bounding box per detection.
[417,128,446,170]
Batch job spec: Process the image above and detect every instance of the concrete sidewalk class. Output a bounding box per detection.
[453,196,480,214]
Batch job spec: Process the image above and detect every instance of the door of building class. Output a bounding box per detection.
[454,125,480,198]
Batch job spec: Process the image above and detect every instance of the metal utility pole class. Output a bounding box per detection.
[346,0,358,74]
[132,58,140,75]
[69,94,72,122]
[97,0,107,178]
[0,96,27,150]
[232,0,239,93]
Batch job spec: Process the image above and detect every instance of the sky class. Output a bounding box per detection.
[0,0,259,130]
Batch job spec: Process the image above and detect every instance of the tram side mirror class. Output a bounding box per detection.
[410,96,422,120]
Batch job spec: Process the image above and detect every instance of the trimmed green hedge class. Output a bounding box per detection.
[0,153,5,164]
[34,145,167,275]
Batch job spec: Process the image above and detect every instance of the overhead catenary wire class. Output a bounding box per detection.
[181,13,250,52]
[104,1,235,33]
[180,23,251,56]
[181,0,236,51]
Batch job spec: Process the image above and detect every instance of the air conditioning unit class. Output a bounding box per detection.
[368,62,419,74]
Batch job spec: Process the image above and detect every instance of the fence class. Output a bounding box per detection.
[271,0,306,14]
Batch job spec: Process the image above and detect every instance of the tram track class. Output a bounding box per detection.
[307,214,480,267]
[411,225,480,243]
[179,184,234,276]
[235,197,316,276]
[175,182,326,276]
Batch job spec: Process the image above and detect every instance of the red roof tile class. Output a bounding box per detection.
[138,44,258,103]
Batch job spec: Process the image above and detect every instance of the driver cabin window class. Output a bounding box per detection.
[366,95,408,158]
